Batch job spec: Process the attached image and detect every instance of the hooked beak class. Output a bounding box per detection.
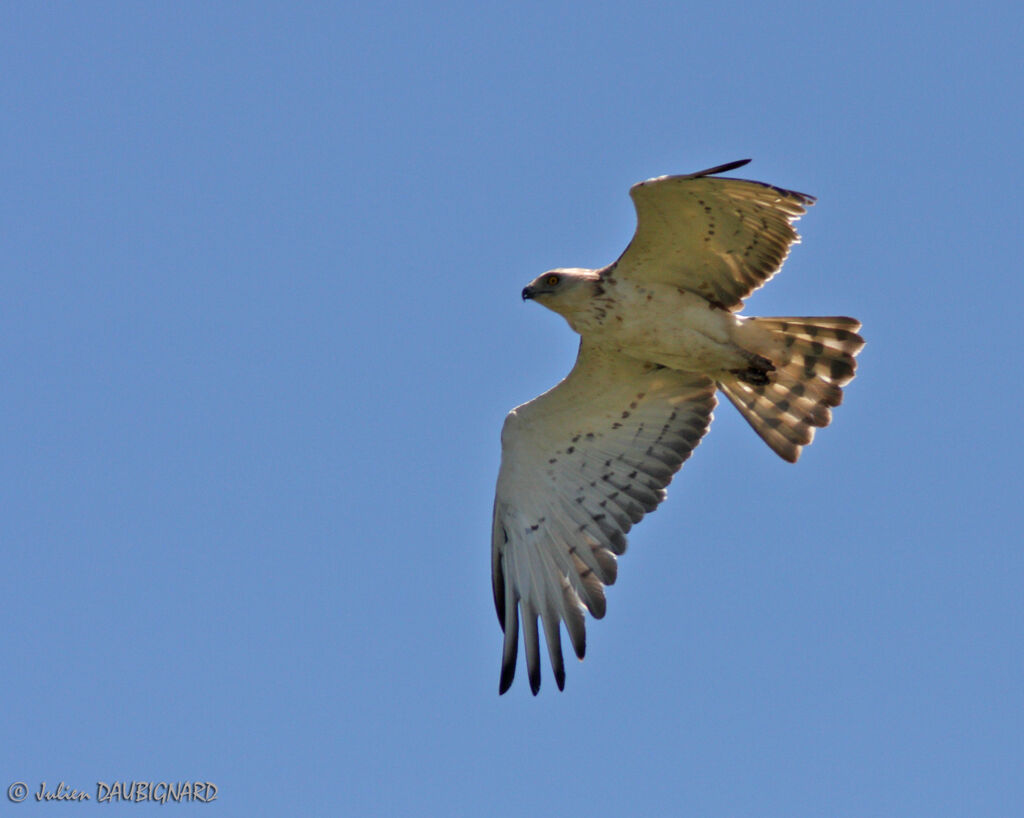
[521,286,535,301]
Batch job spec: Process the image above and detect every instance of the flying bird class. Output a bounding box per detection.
[491,159,864,694]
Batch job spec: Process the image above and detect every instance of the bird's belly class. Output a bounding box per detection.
[595,282,747,374]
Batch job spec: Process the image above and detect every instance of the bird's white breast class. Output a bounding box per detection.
[576,278,747,375]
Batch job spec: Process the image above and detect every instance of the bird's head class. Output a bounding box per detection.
[521,268,601,322]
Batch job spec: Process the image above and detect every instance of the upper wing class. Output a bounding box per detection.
[492,342,716,694]
[609,159,815,310]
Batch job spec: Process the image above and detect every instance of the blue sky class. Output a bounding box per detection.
[3,2,1022,815]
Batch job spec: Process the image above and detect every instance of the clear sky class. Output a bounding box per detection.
[3,2,1022,816]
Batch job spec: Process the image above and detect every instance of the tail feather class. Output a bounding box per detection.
[721,316,864,462]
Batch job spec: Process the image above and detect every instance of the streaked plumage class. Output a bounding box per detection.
[492,160,864,694]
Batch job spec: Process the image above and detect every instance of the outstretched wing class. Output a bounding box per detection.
[609,159,815,310]
[492,342,716,694]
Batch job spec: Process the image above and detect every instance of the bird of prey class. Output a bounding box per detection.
[491,159,864,694]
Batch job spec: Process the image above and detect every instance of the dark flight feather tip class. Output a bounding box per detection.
[686,158,751,178]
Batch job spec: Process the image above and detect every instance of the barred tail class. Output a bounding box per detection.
[719,316,865,462]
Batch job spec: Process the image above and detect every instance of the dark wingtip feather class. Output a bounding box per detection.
[492,557,506,628]
[689,158,752,178]
[565,610,586,660]
[524,611,541,695]
[542,616,566,694]
[499,660,516,695]
[498,595,518,695]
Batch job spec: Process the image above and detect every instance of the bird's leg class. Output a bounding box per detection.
[729,352,776,385]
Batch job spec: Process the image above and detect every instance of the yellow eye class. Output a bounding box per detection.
[546,275,560,286]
